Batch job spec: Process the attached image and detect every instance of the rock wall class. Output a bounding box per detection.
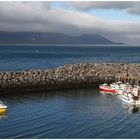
[0,63,140,92]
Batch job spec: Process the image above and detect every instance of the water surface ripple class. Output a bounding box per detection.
[0,88,140,138]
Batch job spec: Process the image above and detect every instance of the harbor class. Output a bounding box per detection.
[1,1,140,138]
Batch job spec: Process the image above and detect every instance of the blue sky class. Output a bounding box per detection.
[0,1,140,45]
[90,9,140,21]
[51,1,140,22]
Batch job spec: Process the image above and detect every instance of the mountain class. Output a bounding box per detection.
[0,32,123,45]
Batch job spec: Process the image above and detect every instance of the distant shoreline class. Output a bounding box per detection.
[0,44,138,47]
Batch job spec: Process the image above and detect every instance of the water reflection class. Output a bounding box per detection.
[100,90,140,114]
[122,102,140,114]
[0,112,7,119]
[0,87,99,103]
[1,88,140,115]
[1,87,140,138]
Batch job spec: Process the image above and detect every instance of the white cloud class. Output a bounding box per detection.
[128,5,140,15]
[0,1,140,45]
[68,1,133,10]
[67,1,140,16]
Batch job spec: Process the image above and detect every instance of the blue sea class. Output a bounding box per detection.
[1,88,140,138]
[1,45,140,138]
[0,45,140,71]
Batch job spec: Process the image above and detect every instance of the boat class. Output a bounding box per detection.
[99,81,126,94]
[0,101,7,113]
[99,81,131,95]
[99,83,118,94]
[121,86,140,105]
[110,81,127,95]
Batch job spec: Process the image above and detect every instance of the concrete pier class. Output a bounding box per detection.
[0,63,140,92]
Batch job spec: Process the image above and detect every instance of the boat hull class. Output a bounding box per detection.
[0,108,6,113]
[122,94,140,105]
[99,86,117,94]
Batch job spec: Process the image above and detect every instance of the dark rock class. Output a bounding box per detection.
[0,63,140,92]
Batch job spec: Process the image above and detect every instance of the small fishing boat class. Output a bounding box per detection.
[122,87,140,105]
[110,81,127,95]
[122,93,140,105]
[0,101,7,113]
[99,81,129,95]
[99,83,117,94]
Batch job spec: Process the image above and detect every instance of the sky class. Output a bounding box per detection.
[0,1,140,45]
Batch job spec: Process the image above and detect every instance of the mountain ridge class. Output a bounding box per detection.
[0,32,123,45]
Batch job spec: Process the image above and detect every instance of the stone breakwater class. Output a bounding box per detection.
[0,63,140,92]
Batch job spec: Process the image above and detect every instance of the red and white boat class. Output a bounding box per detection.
[99,83,118,94]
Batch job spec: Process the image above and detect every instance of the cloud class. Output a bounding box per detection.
[68,1,133,10]
[0,1,140,45]
[67,1,140,16]
[128,5,140,15]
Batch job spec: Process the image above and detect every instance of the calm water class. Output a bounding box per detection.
[0,45,140,71]
[0,88,140,138]
[1,45,140,138]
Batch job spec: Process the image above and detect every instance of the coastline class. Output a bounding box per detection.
[0,44,134,47]
[0,63,140,93]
